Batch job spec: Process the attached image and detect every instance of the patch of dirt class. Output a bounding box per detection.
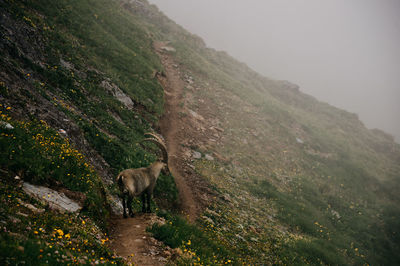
[110,214,169,265]
[154,42,219,220]
[110,42,218,265]
[155,43,199,222]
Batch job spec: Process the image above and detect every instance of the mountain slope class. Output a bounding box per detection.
[1,0,399,265]
[126,1,400,264]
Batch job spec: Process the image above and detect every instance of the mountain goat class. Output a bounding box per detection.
[116,132,169,218]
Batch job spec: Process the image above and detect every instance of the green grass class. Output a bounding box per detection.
[245,159,400,264]
[1,0,400,265]
[0,109,110,226]
[149,212,238,265]
[1,0,181,211]
[0,178,122,265]
[0,109,122,264]
[31,0,164,113]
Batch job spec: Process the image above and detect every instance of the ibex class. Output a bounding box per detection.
[116,132,169,218]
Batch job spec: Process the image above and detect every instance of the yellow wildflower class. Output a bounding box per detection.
[56,229,64,236]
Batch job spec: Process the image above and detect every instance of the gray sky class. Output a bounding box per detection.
[148,0,400,142]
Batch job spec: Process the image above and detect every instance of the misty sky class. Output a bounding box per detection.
[148,0,400,142]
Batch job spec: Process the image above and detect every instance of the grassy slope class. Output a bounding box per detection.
[131,1,400,265]
[0,111,120,264]
[0,0,177,264]
[1,0,399,265]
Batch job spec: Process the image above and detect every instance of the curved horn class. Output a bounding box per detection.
[143,137,168,163]
[144,132,165,144]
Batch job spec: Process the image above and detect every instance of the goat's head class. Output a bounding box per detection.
[143,132,170,175]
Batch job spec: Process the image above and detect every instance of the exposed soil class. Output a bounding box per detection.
[110,214,169,265]
[109,42,216,265]
[156,44,200,222]
[155,43,218,219]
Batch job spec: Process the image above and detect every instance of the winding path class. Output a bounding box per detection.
[110,42,199,265]
[155,42,199,222]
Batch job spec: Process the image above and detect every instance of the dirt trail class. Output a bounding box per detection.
[155,43,199,222]
[110,214,169,265]
[110,42,201,265]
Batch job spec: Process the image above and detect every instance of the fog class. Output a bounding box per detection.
[148,0,400,142]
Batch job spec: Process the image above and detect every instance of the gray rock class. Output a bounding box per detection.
[100,80,134,109]
[58,129,67,135]
[331,209,341,219]
[205,154,214,161]
[60,59,74,70]
[17,199,45,214]
[0,121,14,130]
[22,183,82,213]
[202,215,215,225]
[236,234,246,242]
[16,212,28,217]
[192,151,202,159]
[189,110,204,121]
[221,193,232,202]
[205,208,221,217]
[160,46,176,52]
[108,194,123,215]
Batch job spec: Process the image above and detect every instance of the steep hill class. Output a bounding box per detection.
[1,0,399,265]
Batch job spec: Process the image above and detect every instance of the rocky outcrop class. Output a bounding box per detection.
[22,183,82,213]
[160,46,176,52]
[100,79,134,109]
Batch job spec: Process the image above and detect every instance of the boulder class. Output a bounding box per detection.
[100,80,134,109]
[108,194,123,215]
[60,58,74,71]
[22,183,82,213]
[160,46,176,52]
[205,154,214,161]
[0,121,14,130]
[192,151,202,159]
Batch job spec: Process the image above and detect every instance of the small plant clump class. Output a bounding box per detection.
[149,212,237,265]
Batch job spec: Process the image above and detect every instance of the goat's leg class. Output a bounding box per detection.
[141,193,146,213]
[146,191,152,213]
[121,194,128,219]
[127,195,134,217]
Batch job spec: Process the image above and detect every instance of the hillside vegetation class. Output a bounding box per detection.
[1,0,400,265]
